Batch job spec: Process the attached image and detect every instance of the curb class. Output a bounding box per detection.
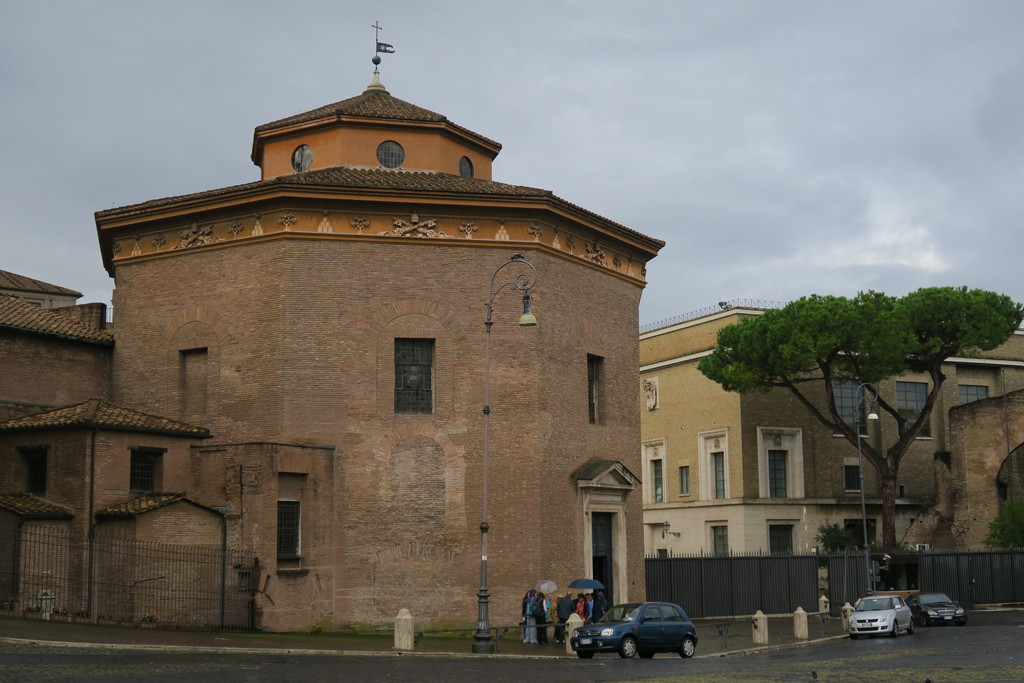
[1,633,845,659]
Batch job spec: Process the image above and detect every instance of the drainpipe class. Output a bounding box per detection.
[220,507,227,627]
[86,428,97,618]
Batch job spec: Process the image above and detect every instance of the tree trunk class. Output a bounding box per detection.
[880,461,899,553]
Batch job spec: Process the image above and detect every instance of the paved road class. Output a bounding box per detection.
[2,609,1022,682]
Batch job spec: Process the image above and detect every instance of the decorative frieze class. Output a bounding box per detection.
[585,242,606,265]
[317,211,333,233]
[174,222,222,249]
[105,209,648,282]
[380,212,452,238]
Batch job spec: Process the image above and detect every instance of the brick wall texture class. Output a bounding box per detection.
[106,237,648,630]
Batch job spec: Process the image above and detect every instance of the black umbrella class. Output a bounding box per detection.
[567,578,604,590]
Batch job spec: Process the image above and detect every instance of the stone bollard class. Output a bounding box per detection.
[752,609,768,646]
[841,602,854,632]
[818,594,830,615]
[394,608,414,651]
[793,606,808,639]
[565,613,584,655]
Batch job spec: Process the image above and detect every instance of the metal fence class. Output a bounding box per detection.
[646,549,1024,618]
[0,525,257,630]
[921,550,1024,608]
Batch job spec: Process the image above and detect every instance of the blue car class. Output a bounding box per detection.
[570,601,698,659]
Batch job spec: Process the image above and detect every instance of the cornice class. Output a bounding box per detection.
[96,190,662,283]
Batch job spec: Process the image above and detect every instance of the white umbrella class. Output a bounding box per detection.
[534,579,557,594]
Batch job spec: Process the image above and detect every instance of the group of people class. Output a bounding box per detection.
[520,588,609,644]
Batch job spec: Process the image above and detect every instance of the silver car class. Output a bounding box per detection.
[848,595,914,638]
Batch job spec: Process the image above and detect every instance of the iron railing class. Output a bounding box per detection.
[0,525,256,630]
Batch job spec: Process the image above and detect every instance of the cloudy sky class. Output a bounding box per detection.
[3,1,1022,328]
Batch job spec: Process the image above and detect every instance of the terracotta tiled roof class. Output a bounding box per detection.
[93,167,658,245]
[0,399,210,438]
[0,493,74,519]
[0,294,113,345]
[0,269,82,298]
[97,166,552,217]
[95,492,197,518]
[255,89,501,150]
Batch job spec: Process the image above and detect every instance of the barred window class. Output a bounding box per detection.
[769,524,794,554]
[130,450,162,492]
[277,500,301,557]
[394,339,434,413]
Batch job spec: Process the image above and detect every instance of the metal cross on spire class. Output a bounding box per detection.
[373,21,395,55]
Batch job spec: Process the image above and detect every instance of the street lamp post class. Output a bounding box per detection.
[472,254,538,655]
[855,383,879,595]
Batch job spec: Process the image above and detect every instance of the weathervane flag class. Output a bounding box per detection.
[376,41,395,54]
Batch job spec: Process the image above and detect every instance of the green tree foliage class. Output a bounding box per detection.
[698,287,1023,552]
[815,522,857,553]
[985,501,1024,548]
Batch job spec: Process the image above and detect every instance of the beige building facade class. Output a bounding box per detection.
[639,305,1024,557]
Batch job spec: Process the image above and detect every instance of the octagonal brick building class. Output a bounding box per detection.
[94,70,664,631]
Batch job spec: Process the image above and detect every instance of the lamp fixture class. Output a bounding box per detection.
[662,520,681,538]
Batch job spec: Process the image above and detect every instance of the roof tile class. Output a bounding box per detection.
[0,493,74,519]
[255,89,500,150]
[0,399,210,438]
[0,269,82,298]
[95,492,191,518]
[0,294,113,345]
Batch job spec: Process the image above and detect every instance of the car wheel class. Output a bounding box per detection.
[619,635,638,659]
[890,622,899,638]
[906,619,914,635]
[849,633,859,639]
[679,635,697,658]
[576,651,594,659]
[639,651,655,659]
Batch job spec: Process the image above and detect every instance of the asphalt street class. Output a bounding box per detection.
[2,608,1022,682]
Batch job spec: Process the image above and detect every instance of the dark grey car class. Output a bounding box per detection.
[570,601,698,659]
[907,592,968,626]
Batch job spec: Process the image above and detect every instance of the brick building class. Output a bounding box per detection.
[639,304,1024,558]
[1,67,663,631]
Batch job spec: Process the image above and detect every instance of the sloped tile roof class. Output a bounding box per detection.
[93,166,657,245]
[0,493,74,519]
[0,294,113,345]
[0,399,210,438]
[97,166,552,217]
[255,89,500,150]
[95,492,199,518]
[0,269,82,297]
